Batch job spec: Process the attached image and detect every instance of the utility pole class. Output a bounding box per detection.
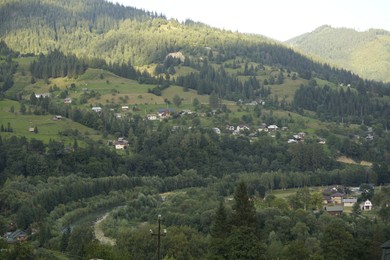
[150,214,166,260]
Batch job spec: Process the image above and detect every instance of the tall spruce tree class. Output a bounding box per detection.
[208,201,230,259]
[226,181,266,259]
[231,181,257,228]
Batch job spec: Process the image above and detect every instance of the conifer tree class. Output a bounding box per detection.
[231,181,257,228]
[226,181,266,259]
[208,201,230,259]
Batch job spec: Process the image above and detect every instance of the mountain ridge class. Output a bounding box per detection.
[286,25,390,82]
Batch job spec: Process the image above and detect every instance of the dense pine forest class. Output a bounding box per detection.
[0,0,390,259]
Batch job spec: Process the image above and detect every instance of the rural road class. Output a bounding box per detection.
[94,212,116,246]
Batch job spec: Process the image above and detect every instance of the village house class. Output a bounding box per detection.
[147,114,158,121]
[361,199,373,211]
[121,106,129,111]
[287,139,298,144]
[245,101,258,106]
[381,240,390,260]
[267,124,279,131]
[343,198,357,207]
[4,230,28,243]
[213,127,221,134]
[322,186,345,204]
[64,97,72,104]
[236,125,250,132]
[178,109,193,116]
[324,205,344,216]
[114,137,128,150]
[226,125,235,131]
[258,123,269,132]
[35,93,50,99]
[158,108,175,119]
[330,192,344,204]
[92,106,102,113]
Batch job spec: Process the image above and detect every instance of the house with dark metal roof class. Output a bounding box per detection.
[324,205,344,216]
[382,240,390,260]
[4,230,28,243]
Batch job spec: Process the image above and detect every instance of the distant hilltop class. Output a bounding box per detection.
[286,25,390,82]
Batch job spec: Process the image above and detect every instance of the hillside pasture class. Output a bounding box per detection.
[268,78,306,102]
[163,85,209,105]
[0,99,101,143]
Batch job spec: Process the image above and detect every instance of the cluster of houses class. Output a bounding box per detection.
[354,126,375,142]
[34,93,51,99]
[237,99,266,106]
[287,132,306,144]
[91,107,181,121]
[322,186,372,216]
[224,123,283,136]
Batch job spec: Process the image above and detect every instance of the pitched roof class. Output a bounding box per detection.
[5,230,27,243]
[324,205,344,212]
[331,192,344,197]
[343,198,357,203]
[382,240,390,249]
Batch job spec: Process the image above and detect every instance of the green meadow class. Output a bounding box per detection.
[0,99,101,144]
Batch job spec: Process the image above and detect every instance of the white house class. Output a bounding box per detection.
[213,127,221,134]
[64,98,72,104]
[35,93,50,99]
[361,199,372,211]
[288,139,298,144]
[114,137,128,150]
[92,106,102,113]
[267,125,279,131]
[258,127,269,133]
[147,114,158,121]
[237,125,250,132]
[226,125,235,131]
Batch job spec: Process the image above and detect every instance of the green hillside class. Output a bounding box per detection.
[0,99,101,144]
[0,0,270,66]
[286,25,390,82]
[0,2,390,260]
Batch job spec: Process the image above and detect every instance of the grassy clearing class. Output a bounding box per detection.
[267,188,299,198]
[162,85,209,105]
[14,56,36,67]
[268,78,306,102]
[0,99,101,143]
[268,187,325,199]
[174,65,198,77]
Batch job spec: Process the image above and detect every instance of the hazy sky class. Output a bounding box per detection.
[108,0,389,41]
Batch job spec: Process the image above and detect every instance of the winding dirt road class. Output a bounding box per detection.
[94,212,116,246]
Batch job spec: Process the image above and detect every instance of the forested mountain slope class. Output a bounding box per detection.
[0,0,272,65]
[1,0,390,126]
[287,25,390,82]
